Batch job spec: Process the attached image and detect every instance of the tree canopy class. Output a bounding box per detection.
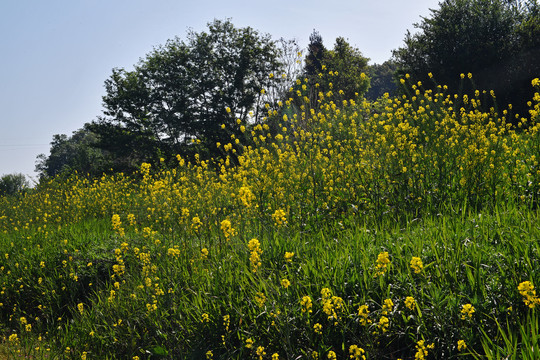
[35,126,107,178]
[0,173,30,197]
[88,19,285,172]
[393,0,540,114]
[290,31,370,108]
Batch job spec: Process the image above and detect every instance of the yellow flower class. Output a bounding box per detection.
[518,281,540,308]
[374,251,390,277]
[191,216,202,232]
[272,209,287,226]
[349,345,366,360]
[378,316,389,332]
[327,350,337,360]
[382,298,394,315]
[272,353,279,360]
[256,346,266,360]
[313,323,323,334]
[220,219,235,240]
[281,278,291,289]
[457,339,467,351]
[248,239,263,273]
[415,340,434,360]
[77,302,84,314]
[461,303,475,320]
[284,252,294,262]
[410,257,423,274]
[255,292,266,308]
[300,295,313,313]
[532,78,540,87]
[206,350,213,359]
[405,296,416,310]
[357,304,371,325]
[201,313,210,323]
[245,338,254,349]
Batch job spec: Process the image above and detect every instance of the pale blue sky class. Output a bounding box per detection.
[0,0,440,180]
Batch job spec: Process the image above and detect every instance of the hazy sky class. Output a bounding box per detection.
[0,0,441,180]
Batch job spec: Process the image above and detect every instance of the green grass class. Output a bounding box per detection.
[1,78,540,359]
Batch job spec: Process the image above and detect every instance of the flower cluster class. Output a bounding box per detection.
[518,281,540,308]
[374,252,390,277]
[410,256,423,274]
[461,304,475,320]
[271,209,287,226]
[248,239,263,273]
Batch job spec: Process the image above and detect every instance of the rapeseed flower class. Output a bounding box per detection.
[410,257,423,274]
[382,298,394,315]
[255,292,266,308]
[201,313,210,323]
[461,304,475,320]
[405,296,416,310]
[272,209,287,226]
[349,345,366,360]
[414,340,434,360]
[220,219,235,241]
[248,239,263,273]
[300,295,313,314]
[256,346,266,360]
[284,252,294,262]
[378,316,389,332]
[357,304,371,326]
[374,252,390,276]
[518,281,540,308]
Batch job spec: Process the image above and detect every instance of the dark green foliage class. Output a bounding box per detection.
[35,126,107,178]
[0,173,29,197]
[88,19,283,172]
[393,0,540,114]
[288,32,370,112]
[366,60,399,100]
[323,37,370,99]
[304,30,325,77]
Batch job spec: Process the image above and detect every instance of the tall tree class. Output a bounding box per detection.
[35,126,107,178]
[298,34,370,104]
[393,0,540,114]
[89,19,284,171]
[304,30,325,77]
[323,37,370,100]
[366,60,399,100]
[0,173,29,197]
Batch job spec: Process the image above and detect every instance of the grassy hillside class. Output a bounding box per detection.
[1,77,539,359]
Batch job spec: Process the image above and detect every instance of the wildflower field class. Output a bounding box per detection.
[1,76,540,359]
